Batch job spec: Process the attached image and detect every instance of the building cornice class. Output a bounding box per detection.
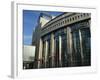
[41,13,90,36]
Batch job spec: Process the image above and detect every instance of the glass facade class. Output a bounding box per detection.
[55,36,59,67]
[47,39,51,68]
[71,21,91,66]
[42,41,45,68]
[54,31,60,67]
[72,30,83,66]
[81,28,91,66]
[61,30,68,67]
[41,20,91,68]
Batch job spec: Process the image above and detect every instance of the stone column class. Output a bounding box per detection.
[54,38,56,67]
[67,27,73,66]
[50,33,55,67]
[37,38,43,68]
[59,35,62,67]
[44,40,48,68]
[79,29,84,65]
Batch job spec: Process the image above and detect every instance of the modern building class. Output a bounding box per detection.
[32,12,91,69]
[23,45,36,69]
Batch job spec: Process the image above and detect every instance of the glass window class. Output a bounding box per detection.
[81,28,91,66]
[72,30,82,66]
[71,26,91,66]
[61,33,68,67]
[47,39,52,68]
[54,30,60,67]
[42,41,45,68]
[55,37,59,67]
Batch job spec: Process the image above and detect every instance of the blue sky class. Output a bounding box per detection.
[23,10,63,45]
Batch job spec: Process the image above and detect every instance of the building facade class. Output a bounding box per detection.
[23,45,36,69]
[32,12,91,68]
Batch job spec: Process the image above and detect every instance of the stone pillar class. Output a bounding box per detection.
[59,35,62,67]
[67,27,73,66]
[50,33,55,67]
[44,40,48,68]
[54,38,56,67]
[37,38,43,68]
[79,29,84,65]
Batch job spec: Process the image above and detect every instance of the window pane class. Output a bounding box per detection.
[81,28,91,66]
[72,31,82,66]
[61,33,68,67]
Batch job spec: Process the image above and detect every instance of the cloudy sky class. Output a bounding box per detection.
[23,10,63,45]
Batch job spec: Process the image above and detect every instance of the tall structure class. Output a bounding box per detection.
[32,12,91,68]
[23,45,36,69]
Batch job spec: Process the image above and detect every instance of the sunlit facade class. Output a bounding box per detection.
[32,12,91,68]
